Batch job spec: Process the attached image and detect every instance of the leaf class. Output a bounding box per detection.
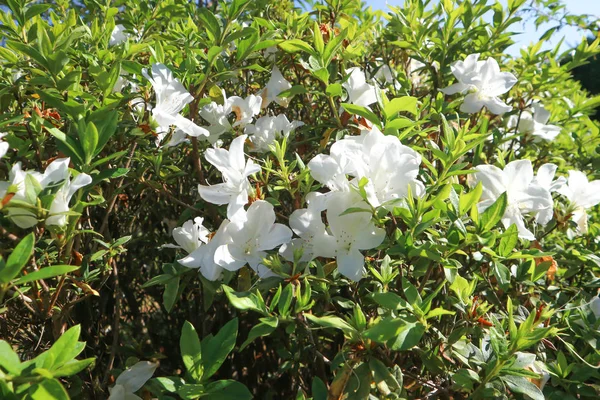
[370,292,410,310]
[341,103,382,127]
[304,314,358,335]
[459,182,482,215]
[202,379,252,400]
[363,318,406,343]
[29,379,69,400]
[277,284,294,316]
[180,321,203,382]
[239,317,278,351]
[14,265,78,285]
[52,358,95,377]
[222,285,268,314]
[387,317,425,351]
[501,375,544,400]
[163,276,180,313]
[383,96,418,118]
[0,233,35,284]
[0,340,22,374]
[498,224,518,257]
[201,318,238,380]
[198,8,221,42]
[369,358,400,395]
[41,325,84,371]
[479,192,507,232]
[278,39,315,55]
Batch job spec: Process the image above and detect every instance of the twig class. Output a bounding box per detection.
[103,258,121,386]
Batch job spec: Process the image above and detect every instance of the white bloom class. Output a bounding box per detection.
[214,200,292,278]
[142,63,209,145]
[531,163,565,226]
[109,24,129,46]
[229,94,262,127]
[199,95,233,144]
[556,170,600,234]
[245,114,304,152]
[280,192,335,262]
[343,67,377,108]
[0,133,8,159]
[163,217,210,254]
[108,361,158,400]
[323,192,385,281]
[260,66,292,108]
[513,352,550,391]
[441,54,517,115]
[1,158,90,229]
[198,134,261,218]
[178,220,230,281]
[45,171,92,227]
[408,58,426,88]
[507,103,561,141]
[470,160,553,240]
[308,127,424,209]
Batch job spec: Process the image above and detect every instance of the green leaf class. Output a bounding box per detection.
[277,284,294,316]
[201,318,238,380]
[198,8,221,43]
[304,314,358,335]
[29,379,69,400]
[326,83,343,97]
[363,318,406,343]
[383,96,418,119]
[341,103,382,127]
[163,277,180,313]
[479,192,507,232]
[239,317,278,351]
[498,224,518,257]
[202,379,252,400]
[181,321,203,382]
[387,317,425,351]
[222,285,268,315]
[14,265,78,285]
[278,39,315,55]
[369,358,400,395]
[52,357,95,377]
[459,182,482,215]
[370,292,411,310]
[501,375,544,400]
[0,233,35,284]
[0,340,22,374]
[41,325,84,371]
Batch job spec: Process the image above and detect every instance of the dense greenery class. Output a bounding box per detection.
[1,0,600,399]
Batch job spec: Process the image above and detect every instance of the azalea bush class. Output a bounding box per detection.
[1,0,600,398]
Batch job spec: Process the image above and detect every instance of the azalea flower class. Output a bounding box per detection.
[142,63,209,145]
[1,158,91,229]
[230,94,262,127]
[308,126,424,209]
[513,352,550,391]
[260,66,292,108]
[343,67,378,108]
[556,170,600,234]
[109,24,129,46]
[441,54,517,115]
[470,160,553,240]
[323,192,385,281]
[280,192,335,262]
[531,163,565,226]
[214,200,292,278]
[507,103,561,141]
[245,114,304,152]
[198,134,261,218]
[198,96,234,144]
[163,217,210,254]
[0,133,8,159]
[108,361,158,400]
[178,220,230,281]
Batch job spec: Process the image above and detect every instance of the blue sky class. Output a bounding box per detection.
[366,0,600,56]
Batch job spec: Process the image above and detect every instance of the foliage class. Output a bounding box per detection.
[1,0,600,399]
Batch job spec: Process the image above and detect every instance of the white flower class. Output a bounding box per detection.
[108,361,158,400]
[470,160,553,240]
[343,67,377,108]
[245,114,304,152]
[507,103,561,141]
[308,127,424,209]
[142,63,209,145]
[214,200,292,278]
[0,133,8,159]
[323,192,385,281]
[45,171,92,227]
[556,170,600,234]
[513,353,550,391]
[229,94,262,127]
[1,158,90,229]
[441,54,517,115]
[163,217,210,254]
[199,95,233,144]
[109,24,129,46]
[198,134,261,218]
[280,192,335,262]
[531,163,565,226]
[408,58,426,88]
[178,220,230,281]
[260,66,292,108]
